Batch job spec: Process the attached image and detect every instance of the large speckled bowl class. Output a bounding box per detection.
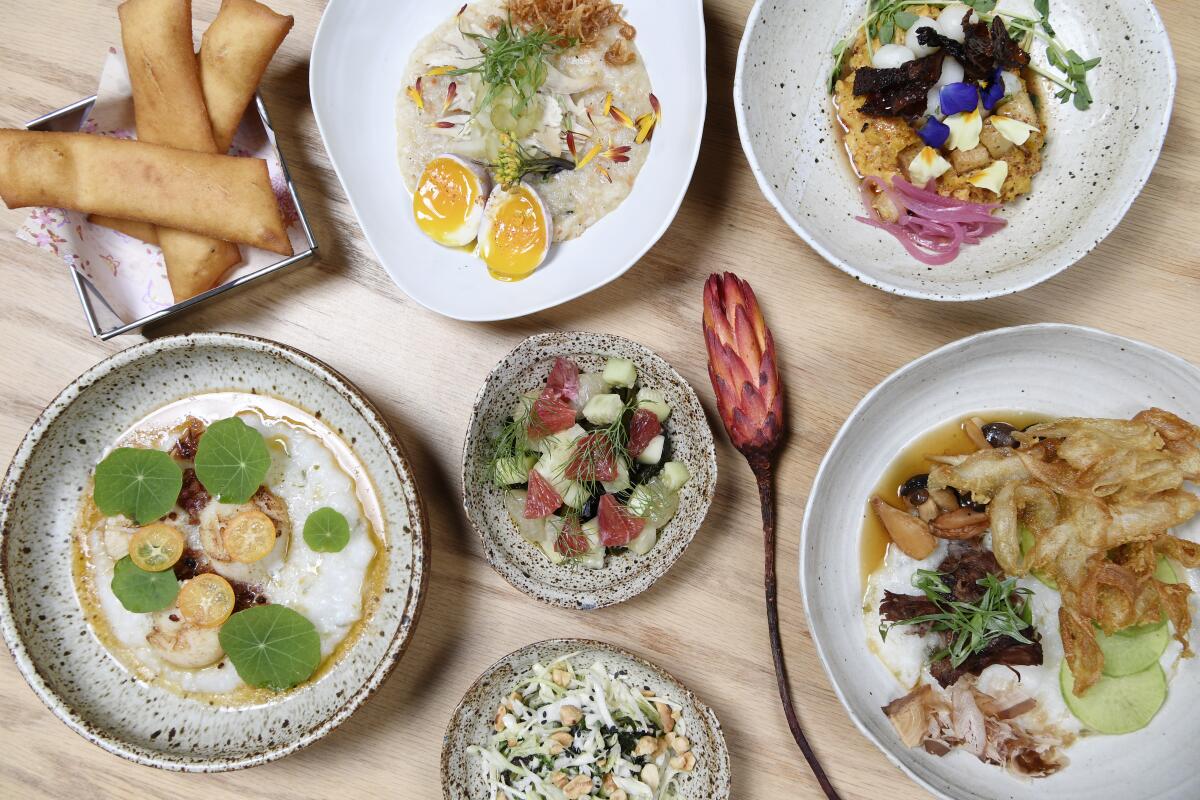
[802,324,1200,800]
[0,333,429,771]
[462,333,717,609]
[735,0,1175,300]
[441,638,731,798]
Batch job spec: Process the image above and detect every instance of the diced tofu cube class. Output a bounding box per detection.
[979,120,1015,158]
[660,461,691,492]
[636,388,672,422]
[997,90,1037,127]
[582,393,624,425]
[602,357,637,388]
[948,144,990,175]
[636,435,665,465]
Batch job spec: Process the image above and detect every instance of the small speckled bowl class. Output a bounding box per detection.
[441,638,731,798]
[735,0,1176,300]
[0,333,429,771]
[462,332,717,609]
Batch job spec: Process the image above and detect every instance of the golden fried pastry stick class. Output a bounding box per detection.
[200,0,294,153]
[0,131,292,255]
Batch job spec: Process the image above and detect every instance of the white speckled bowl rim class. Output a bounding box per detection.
[461,332,717,610]
[440,638,732,799]
[734,0,1177,301]
[0,333,430,772]
[801,323,1200,800]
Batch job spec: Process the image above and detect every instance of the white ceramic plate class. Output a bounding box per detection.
[735,0,1176,301]
[801,324,1200,799]
[310,0,706,321]
[0,333,429,771]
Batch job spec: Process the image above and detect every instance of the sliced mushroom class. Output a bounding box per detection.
[928,487,961,513]
[871,496,937,559]
[964,417,990,451]
[930,507,991,539]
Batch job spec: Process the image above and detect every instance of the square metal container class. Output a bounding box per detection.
[25,95,318,340]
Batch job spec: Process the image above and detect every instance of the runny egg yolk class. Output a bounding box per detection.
[478,184,550,282]
[413,155,487,247]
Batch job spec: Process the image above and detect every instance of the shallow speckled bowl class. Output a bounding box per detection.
[441,638,731,798]
[735,0,1176,300]
[0,333,429,771]
[802,324,1200,800]
[462,333,717,609]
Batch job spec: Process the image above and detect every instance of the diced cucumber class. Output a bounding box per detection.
[538,539,565,565]
[1059,659,1166,734]
[575,545,605,569]
[510,389,540,421]
[1018,526,1057,589]
[636,435,665,465]
[627,480,681,528]
[626,525,658,556]
[636,387,671,422]
[660,461,691,492]
[504,491,548,545]
[627,483,652,517]
[561,481,589,510]
[537,424,586,456]
[582,393,624,425]
[493,455,537,486]
[602,457,630,494]
[575,373,608,410]
[1097,622,1169,677]
[602,357,637,388]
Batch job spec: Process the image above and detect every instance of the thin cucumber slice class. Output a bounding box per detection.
[1018,526,1057,589]
[1059,660,1166,734]
[1097,623,1169,677]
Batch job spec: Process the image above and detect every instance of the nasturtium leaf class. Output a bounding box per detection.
[110,556,180,613]
[93,447,183,525]
[194,417,271,504]
[219,605,322,691]
[303,507,351,553]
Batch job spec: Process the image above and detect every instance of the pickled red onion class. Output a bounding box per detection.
[856,176,1006,265]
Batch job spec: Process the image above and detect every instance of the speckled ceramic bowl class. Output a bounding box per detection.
[441,638,731,798]
[802,324,1200,799]
[0,333,429,771]
[735,0,1176,300]
[462,333,717,609]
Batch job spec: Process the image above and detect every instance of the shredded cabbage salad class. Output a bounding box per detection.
[469,656,697,799]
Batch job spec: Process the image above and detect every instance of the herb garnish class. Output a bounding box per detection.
[486,395,536,490]
[828,0,1098,109]
[219,604,322,691]
[445,17,571,117]
[93,447,183,525]
[110,555,180,613]
[880,569,1035,668]
[555,395,637,494]
[303,507,351,553]
[194,417,272,505]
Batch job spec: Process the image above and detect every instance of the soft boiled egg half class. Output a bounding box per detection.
[413,154,492,247]
[476,182,551,282]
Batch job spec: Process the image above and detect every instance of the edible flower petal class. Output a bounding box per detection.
[967,160,1010,194]
[907,146,952,186]
[425,65,456,77]
[443,81,458,114]
[575,142,603,170]
[939,82,979,116]
[406,76,424,112]
[945,108,982,151]
[981,67,1005,110]
[990,115,1039,146]
[609,103,635,129]
[634,94,661,144]
[918,116,950,149]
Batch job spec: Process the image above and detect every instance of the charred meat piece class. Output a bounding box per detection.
[938,544,1002,602]
[853,51,945,117]
[930,635,1043,687]
[880,590,940,622]
[916,15,1029,82]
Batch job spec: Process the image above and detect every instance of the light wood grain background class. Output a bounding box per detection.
[0,0,1195,797]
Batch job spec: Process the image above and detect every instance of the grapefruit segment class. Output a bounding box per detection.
[627,408,662,457]
[524,469,563,519]
[528,388,577,438]
[597,494,646,546]
[554,518,590,557]
[546,357,580,403]
[565,433,618,482]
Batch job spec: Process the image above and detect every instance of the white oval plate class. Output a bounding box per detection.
[801,324,1200,799]
[310,0,706,321]
[735,0,1176,301]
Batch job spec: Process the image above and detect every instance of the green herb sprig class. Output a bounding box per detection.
[554,395,638,494]
[445,17,571,117]
[485,395,536,490]
[880,569,1035,669]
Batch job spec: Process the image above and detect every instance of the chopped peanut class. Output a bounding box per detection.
[671,736,691,754]
[641,763,660,790]
[610,791,628,800]
[551,668,572,687]
[493,703,507,732]
[548,730,573,755]
[655,701,675,733]
[633,735,657,757]
[563,775,593,799]
[602,773,618,793]
[559,704,583,726]
[549,772,569,789]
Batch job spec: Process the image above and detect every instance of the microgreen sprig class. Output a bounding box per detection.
[880,569,1035,669]
[445,17,572,117]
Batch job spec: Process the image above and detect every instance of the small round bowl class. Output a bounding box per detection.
[735,0,1175,300]
[801,324,1200,800]
[440,638,731,799]
[461,332,717,609]
[0,333,429,771]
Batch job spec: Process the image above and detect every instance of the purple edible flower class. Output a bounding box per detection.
[939,82,979,116]
[917,116,950,149]
[982,67,1005,110]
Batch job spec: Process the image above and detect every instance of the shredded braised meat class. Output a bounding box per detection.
[509,0,635,46]
[177,468,210,525]
[852,51,945,117]
[916,15,1029,82]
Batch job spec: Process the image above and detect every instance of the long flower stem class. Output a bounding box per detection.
[751,460,842,800]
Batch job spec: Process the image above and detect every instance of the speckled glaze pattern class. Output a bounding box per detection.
[802,324,1200,800]
[734,0,1176,301]
[440,638,731,799]
[0,333,429,772]
[461,333,717,610]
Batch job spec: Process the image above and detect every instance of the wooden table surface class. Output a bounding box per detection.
[1,1,1196,797]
